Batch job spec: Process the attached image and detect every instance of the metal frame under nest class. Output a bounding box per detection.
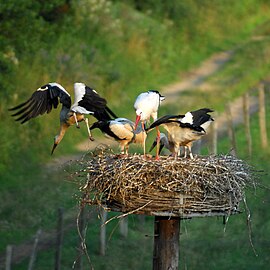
[76,150,256,218]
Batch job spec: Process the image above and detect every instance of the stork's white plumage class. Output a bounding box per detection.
[147,108,214,159]
[90,118,145,155]
[134,90,165,158]
[9,82,117,154]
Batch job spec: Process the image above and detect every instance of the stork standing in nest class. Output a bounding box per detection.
[90,118,145,155]
[148,108,214,159]
[134,90,165,159]
[9,82,117,154]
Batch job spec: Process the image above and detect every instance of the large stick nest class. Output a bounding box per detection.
[75,148,256,218]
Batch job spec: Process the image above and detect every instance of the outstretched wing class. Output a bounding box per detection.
[72,83,117,121]
[190,108,214,126]
[9,82,71,124]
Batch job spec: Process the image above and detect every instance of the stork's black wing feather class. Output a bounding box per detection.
[78,85,117,121]
[104,106,118,119]
[9,83,71,124]
[147,114,184,131]
[93,107,118,121]
[179,122,205,132]
[78,85,107,110]
[190,108,214,126]
[90,120,121,140]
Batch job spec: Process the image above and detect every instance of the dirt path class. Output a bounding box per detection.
[162,50,233,103]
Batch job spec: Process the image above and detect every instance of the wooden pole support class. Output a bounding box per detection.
[258,83,268,148]
[55,207,64,270]
[28,229,42,270]
[5,245,12,270]
[153,216,180,270]
[99,207,107,256]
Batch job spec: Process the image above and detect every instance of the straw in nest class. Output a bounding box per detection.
[75,149,256,218]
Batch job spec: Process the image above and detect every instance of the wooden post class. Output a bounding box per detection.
[5,245,12,270]
[119,217,128,238]
[258,84,268,148]
[99,207,107,256]
[243,92,252,157]
[226,104,237,156]
[153,216,180,270]
[55,207,64,270]
[210,119,217,155]
[28,229,42,270]
[77,206,86,270]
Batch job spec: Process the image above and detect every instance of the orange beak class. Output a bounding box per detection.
[134,115,141,130]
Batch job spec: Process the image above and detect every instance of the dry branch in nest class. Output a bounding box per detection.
[74,148,257,218]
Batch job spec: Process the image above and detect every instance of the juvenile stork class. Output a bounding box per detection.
[147,108,214,159]
[90,118,145,155]
[149,132,176,156]
[9,82,117,154]
[134,90,165,158]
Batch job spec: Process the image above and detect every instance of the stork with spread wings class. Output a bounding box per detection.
[9,82,117,154]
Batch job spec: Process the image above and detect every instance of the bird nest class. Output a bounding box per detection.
[74,148,256,218]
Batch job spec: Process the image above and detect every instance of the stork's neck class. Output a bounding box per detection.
[55,123,69,145]
[60,106,71,123]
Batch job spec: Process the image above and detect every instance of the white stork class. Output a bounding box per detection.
[90,118,146,155]
[134,90,165,158]
[9,82,117,154]
[147,108,214,159]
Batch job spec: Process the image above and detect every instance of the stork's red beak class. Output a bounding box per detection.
[134,115,141,130]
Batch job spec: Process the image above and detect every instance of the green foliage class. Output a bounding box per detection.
[1,0,269,177]
[1,1,270,269]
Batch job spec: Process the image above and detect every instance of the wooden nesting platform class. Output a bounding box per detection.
[76,150,255,218]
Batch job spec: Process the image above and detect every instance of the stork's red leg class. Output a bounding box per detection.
[142,122,146,156]
[155,126,161,160]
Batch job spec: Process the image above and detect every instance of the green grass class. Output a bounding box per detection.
[1,1,270,269]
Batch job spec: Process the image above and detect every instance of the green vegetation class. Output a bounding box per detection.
[1,0,269,174]
[13,92,270,270]
[1,0,270,269]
